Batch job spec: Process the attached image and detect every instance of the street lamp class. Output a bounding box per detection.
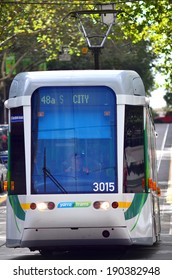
[67,3,121,69]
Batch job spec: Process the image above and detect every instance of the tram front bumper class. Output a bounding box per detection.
[21,226,132,248]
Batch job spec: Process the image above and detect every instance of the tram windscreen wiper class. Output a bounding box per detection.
[42,167,67,194]
[42,147,67,194]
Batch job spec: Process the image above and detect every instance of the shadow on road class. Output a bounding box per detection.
[10,243,165,260]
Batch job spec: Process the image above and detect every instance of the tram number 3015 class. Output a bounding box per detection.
[93,182,115,192]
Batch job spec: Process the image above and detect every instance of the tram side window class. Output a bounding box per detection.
[10,107,26,194]
[146,108,157,182]
[123,105,144,193]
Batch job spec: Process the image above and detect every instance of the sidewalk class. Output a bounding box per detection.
[0,194,6,247]
[0,193,7,206]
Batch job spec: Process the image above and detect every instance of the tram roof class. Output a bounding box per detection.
[9,70,145,98]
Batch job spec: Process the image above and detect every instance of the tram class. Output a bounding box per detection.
[4,70,161,253]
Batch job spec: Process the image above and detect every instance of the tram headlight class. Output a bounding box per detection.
[100,201,110,210]
[93,201,110,210]
[37,202,48,211]
[30,201,55,210]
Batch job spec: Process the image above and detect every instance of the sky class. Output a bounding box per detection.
[149,88,166,109]
[149,73,166,109]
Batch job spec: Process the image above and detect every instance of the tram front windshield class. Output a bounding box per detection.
[31,86,117,194]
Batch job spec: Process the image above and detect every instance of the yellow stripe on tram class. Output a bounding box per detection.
[21,203,31,210]
[118,201,131,208]
[20,201,131,210]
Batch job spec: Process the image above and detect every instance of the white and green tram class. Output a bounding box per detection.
[5,70,161,254]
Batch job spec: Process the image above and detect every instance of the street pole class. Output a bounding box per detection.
[66,4,119,70]
[3,81,7,124]
[92,47,101,70]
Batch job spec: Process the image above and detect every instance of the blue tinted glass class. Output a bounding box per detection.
[31,86,117,194]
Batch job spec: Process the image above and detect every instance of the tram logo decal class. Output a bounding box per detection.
[11,116,24,123]
[58,201,91,208]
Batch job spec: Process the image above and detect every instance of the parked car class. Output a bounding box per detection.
[154,111,172,123]
[0,125,8,151]
[0,150,8,165]
[0,162,7,193]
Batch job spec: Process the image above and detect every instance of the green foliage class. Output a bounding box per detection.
[116,0,172,90]
[0,0,171,91]
[47,39,155,94]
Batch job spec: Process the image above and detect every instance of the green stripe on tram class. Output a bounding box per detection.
[124,193,148,221]
[9,195,25,221]
[7,130,11,192]
[144,123,149,193]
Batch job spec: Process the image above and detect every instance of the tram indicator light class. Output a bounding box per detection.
[142,178,145,188]
[112,201,119,208]
[148,178,153,189]
[11,181,14,191]
[30,203,36,210]
[157,187,161,196]
[3,181,7,192]
[47,201,55,210]
[152,181,157,191]
[3,181,15,191]
[93,201,101,209]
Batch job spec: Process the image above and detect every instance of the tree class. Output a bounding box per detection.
[47,38,155,94]
[116,0,172,91]
[164,92,172,107]
[0,0,171,98]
